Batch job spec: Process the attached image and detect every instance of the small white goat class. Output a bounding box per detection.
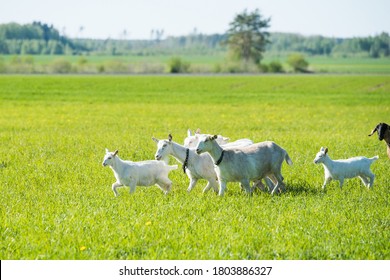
[184,129,229,147]
[153,134,219,193]
[313,147,378,190]
[185,129,254,149]
[102,149,178,196]
[195,135,293,196]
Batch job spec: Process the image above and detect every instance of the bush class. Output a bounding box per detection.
[104,60,128,73]
[167,57,190,73]
[226,62,243,73]
[0,57,6,73]
[50,59,72,74]
[7,56,35,73]
[135,63,165,74]
[258,61,288,74]
[97,64,105,73]
[213,63,222,73]
[287,53,309,72]
[258,63,269,73]
[78,56,88,66]
[268,61,284,73]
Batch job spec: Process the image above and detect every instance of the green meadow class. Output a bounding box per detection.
[2,54,390,74]
[0,75,389,260]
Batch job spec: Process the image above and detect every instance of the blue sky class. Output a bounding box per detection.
[1,0,389,39]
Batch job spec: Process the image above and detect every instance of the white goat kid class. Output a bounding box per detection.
[184,129,229,147]
[102,149,178,196]
[184,129,253,149]
[195,135,293,196]
[153,134,219,193]
[313,147,378,190]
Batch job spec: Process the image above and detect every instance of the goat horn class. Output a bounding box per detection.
[168,134,173,141]
[113,150,118,156]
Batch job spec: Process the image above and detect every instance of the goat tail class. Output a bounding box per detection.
[168,164,178,171]
[370,155,379,162]
[285,152,293,165]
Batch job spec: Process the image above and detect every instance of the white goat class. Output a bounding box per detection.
[102,149,178,196]
[313,147,378,190]
[153,134,219,193]
[184,129,229,147]
[195,135,293,196]
[184,129,254,149]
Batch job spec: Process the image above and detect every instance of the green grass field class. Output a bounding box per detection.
[0,75,389,260]
[2,54,390,74]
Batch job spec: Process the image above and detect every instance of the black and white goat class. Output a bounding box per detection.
[369,122,390,159]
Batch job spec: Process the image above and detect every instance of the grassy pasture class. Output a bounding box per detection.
[0,75,389,260]
[2,54,390,74]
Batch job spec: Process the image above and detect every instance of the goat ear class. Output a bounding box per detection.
[168,134,173,142]
[187,129,193,137]
[368,126,378,137]
[195,128,201,134]
[105,148,110,153]
[113,150,118,156]
[152,137,159,143]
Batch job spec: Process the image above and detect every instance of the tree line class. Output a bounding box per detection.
[77,33,227,56]
[269,32,390,58]
[0,21,389,58]
[0,22,86,55]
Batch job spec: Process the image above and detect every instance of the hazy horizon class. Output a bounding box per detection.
[1,0,389,40]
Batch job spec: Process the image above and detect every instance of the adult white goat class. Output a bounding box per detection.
[313,147,378,190]
[184,129,253,149]
[152,134,219,193]
[195,135,293,196]
[102,149,178,196]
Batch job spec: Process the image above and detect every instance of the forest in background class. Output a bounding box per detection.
[1,22,389,58]
[0,22,389,74]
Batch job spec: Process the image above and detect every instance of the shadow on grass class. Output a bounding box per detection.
[253,180,322,196]
[286,182,323,196]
